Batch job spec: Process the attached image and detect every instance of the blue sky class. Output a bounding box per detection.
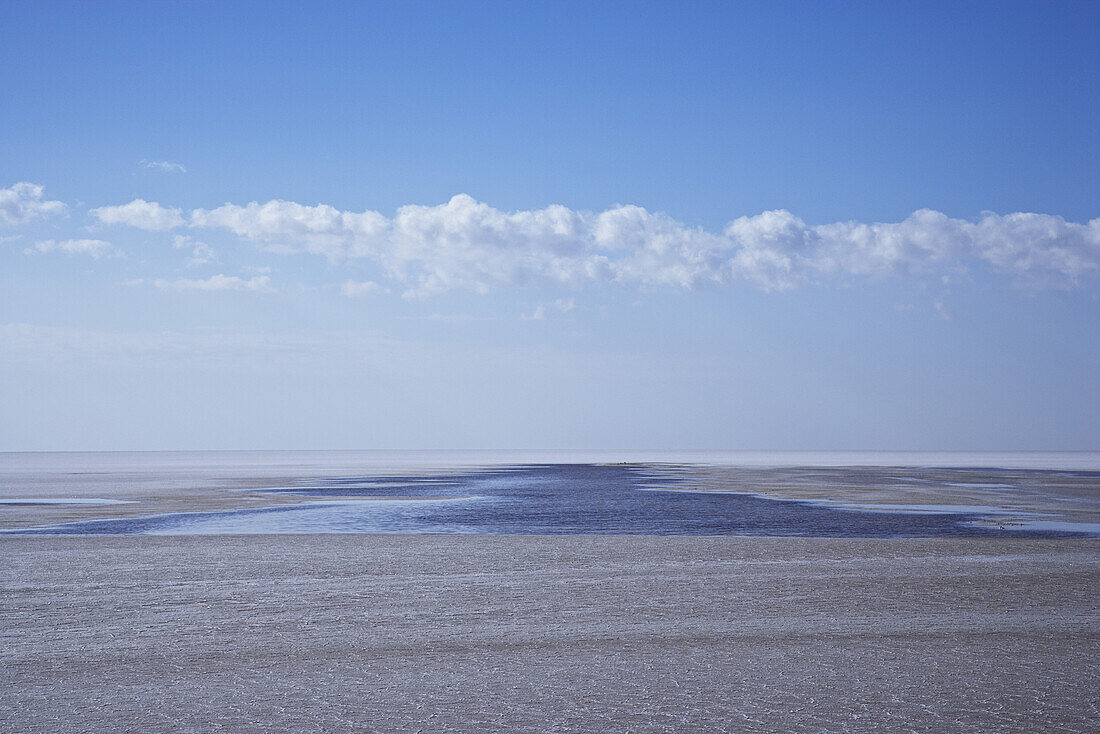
[1,0,1098,450]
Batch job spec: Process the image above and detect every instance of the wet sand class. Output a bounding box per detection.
[0,453,499,530]
[3,535,1097,733]
[4,458,1097,533]
[646,464,1100,530]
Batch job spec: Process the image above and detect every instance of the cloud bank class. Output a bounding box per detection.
[0,183,66,226]
[185,195,1100,296]
[17,183,1100,296]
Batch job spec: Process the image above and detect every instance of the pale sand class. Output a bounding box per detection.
[2,535,1097,733]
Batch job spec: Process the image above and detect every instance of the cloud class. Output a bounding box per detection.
[96,193,1100,295]
[26,239,117,259]
[172,234,217,266]
[140,159,187,173]
[190,199,389,259]
[723,208,1100,288]
[144,274,274,293]
[0,183,66,226]
[522,298,576,321]
[340,280,384,297]
[91,199,185,231]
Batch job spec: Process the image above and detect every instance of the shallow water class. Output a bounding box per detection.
[13,463,1097,537]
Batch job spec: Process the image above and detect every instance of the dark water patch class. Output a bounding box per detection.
[10,464,1095,538]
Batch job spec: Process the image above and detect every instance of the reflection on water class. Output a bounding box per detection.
[13,464,1097,537]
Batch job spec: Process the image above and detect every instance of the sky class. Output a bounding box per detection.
[1,0,1098,451]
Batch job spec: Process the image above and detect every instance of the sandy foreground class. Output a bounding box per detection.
[2,535,1097,733]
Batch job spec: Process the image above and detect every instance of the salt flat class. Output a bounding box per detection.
[2,535,1097,733]
[3,452,1098,535]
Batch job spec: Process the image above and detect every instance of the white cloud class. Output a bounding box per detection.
[140,159,187,173]
[146,274,273,293]
[92,192,1100,295]
[191,199,389,259]
[0,183,66,226]
[172,234,217,265]
[340,280,383,297]
[91,199,185,230]
[26,239,117,259]
[725,209,1100,289]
